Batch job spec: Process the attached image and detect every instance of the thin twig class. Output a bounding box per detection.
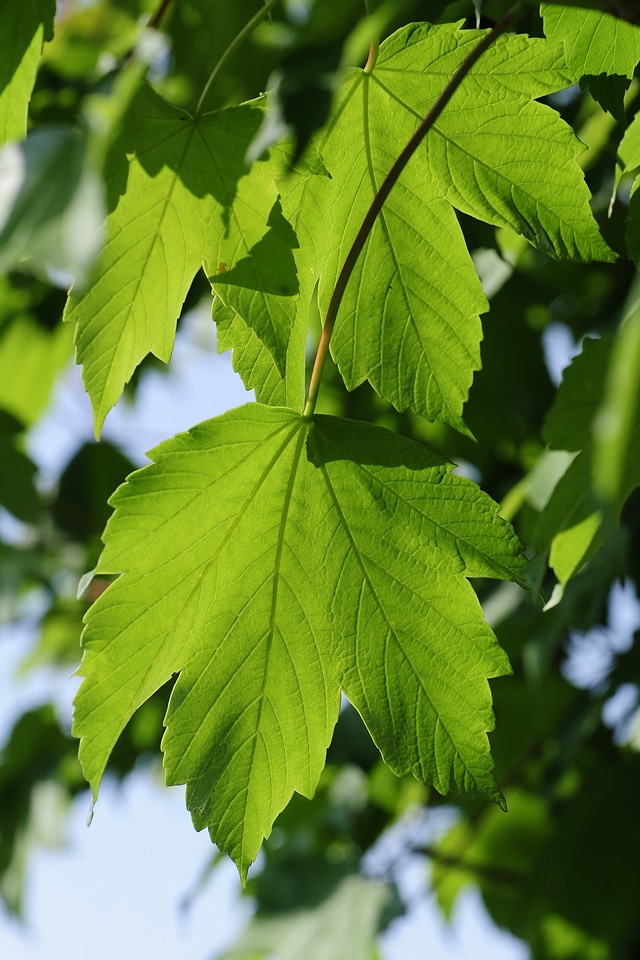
[148,0,176,32]
[194,0,282,118]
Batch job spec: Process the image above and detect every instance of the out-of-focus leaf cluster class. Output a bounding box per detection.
[2,3,640,960]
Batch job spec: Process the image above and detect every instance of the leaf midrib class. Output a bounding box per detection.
[89,418,304,734]
[239,419,310,866]
[93,122,198,428]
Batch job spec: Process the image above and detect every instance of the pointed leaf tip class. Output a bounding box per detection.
[75,406,526,867]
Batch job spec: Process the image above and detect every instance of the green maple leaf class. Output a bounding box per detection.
[541,3,640,122]
[541,4,640,78]
[63,85,297,434]
[368,24,609,258]
[273,23,614,431]
[74,405,527,879]
[0,0,54,145]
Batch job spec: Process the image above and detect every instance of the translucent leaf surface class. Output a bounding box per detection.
[0,0,55,145]
[541,3,640,120]
[370,24,613,260]
[63,86,296,433]
[74,405,527,878]
[541,4,640,78]
[291,23,613,429]
[214,299,306,409]
[618,110,640,172]
[212,149,330,410]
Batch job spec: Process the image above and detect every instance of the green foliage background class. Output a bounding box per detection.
[2,0,640,957]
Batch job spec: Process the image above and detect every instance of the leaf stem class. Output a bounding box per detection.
[303,8,517,419]
[363,38,379,74]
[194,0,282,118]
